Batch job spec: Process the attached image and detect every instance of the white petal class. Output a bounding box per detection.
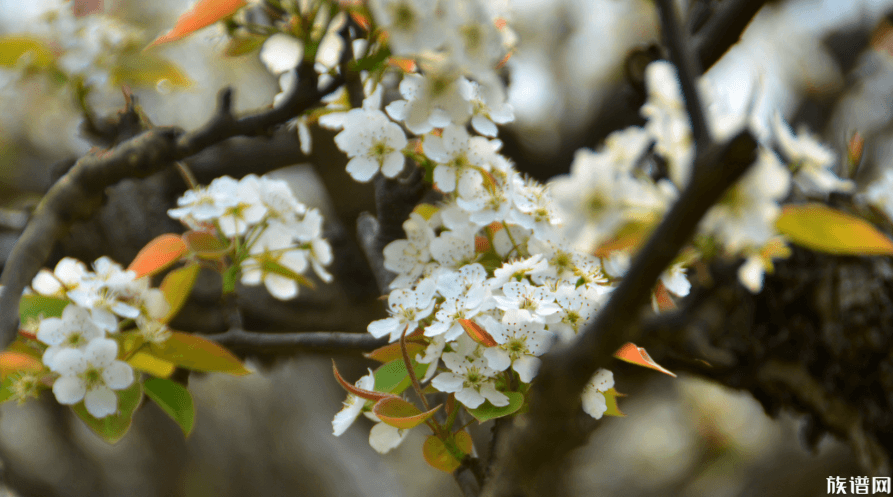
[264,273,298,300]
[431,372,464,393]
[479,384,509,407]
[471,115,498,137]
[483,348,511,372]
[512,355,541,383]
[84,386,117,418]
[260,34,303,74]
[102,361,134,390]
[84,338,118,368]
[32,270,63,296]
[332,397,366,436]
[368,317,400,339]
[49,348,86,376]
[455,387,485,409]
[582,390,607,419]
[369,422,408,454]
[346,156,380,182]
[381,152,405,178]
[36,317,64,346]
[53,375,86,405]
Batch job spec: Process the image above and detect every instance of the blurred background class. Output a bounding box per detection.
[0,0,889,495]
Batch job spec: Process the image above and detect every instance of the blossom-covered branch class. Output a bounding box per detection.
[0,63,345,352]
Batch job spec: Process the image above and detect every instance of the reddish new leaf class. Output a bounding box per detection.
[422,431,473,473]
[613,342,676,377]
[149,0,247,47]
[0,351,43,379]
[364,341,426,363]
[458,319,498,347]
[128,234,187,278]
[182,230,231,259]
[332,361,397,403]
[372,397,440,429]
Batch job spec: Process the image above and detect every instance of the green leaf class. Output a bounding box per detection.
[0,36,54,69]
[183,230,232,259]
[159,264,200,323]
[261,259,315,290]
[372,397,440,429]
[149,331,250,375]
[19,294,68,324]
[467,392,525,423]
[0,376,15,404]
[373,358,429,395]
[422,431,473,473]
[776,203,893,255]
[224,33,268,56]
[111,53,192,88]
[143,378,195,436]
[602,388,625,417]
[72,380,143,444]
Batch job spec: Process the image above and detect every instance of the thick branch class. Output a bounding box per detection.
[484,131,759,496]
[0,64,344,351]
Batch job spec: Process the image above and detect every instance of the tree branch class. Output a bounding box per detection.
[207,328,385,352]
[0,63,345,352]
[483,127,759,497]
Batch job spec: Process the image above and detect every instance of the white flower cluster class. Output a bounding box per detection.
[550,60,856,294]
[29,257,167,418]
[323,0,514,183]
[168,175,333,300]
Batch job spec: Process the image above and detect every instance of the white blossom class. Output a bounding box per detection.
[334,109,408,182]
[51,337,134,419]
[332,371,374,436]
[581,368,614,419]
[773,112,853,195]
[367,279,437,342]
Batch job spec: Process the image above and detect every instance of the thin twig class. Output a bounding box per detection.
[207,328,385,351]
[654,0,711,149]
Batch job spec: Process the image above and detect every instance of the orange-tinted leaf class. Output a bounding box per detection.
[652,281,676,312]
[458,319,498,347]
[149,0,247,47]
[372,397,440,429]
[423,436,461,472]
[159,264,200,323]
[128,234,187,278]
[128,352,175,378]
[182,230,231,259]
[475,236,491,253]
[613,342,676,377]
[0,351,43,379]
[776,204,893,255]
[332,361,396,402]
[388,57,416,73]
[364,341,426,363]
[149,331,250,375]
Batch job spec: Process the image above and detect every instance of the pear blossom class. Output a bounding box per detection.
[493,281,559,324]
[367,418,409,454]
[241,228,309,301]
[260,33,303,75]
[581,368,614,419]
[383,213,437,288]
[367,279,437,342]
[862,168,893,221]
[167,183,237,229]
[368,0,447,56]
[660,263,691,298]
[773,113,853,195]
[37,304,103,372]
[480,316,553,383]
[386,70,472,135]
[432,338,509,408]
[333,108,408,182]
[211,176,267,237]
[551,284,601,342]
[738,255,766,293]
[332,371,374,436]
[460,78,514,137]
[51,337,134,419]
[700,147,791,251]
